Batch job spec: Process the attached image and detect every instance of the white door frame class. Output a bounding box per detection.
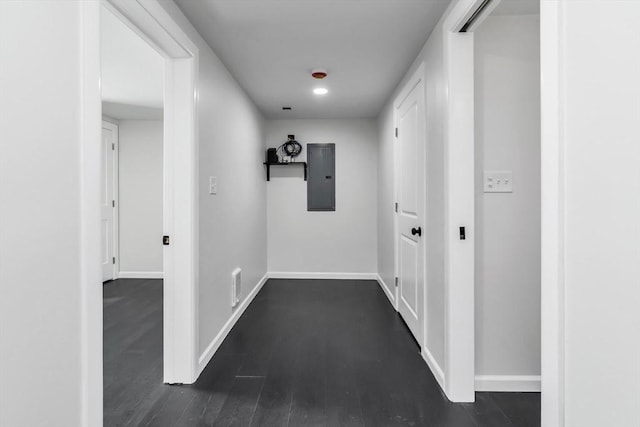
[393,62,427,340]
[102,119,120,281]
[440,0,504,403]
[441,0,477,403]
[80,1,199,424]
[442,0,552,409]
[445,0,561,418]
[540,1,564,425]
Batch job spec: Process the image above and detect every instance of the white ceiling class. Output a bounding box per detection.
[174,0,451,119]
[101,8,164,120]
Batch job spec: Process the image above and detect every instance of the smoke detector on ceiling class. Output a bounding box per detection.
[311,68,328,79]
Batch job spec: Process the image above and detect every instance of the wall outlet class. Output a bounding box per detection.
[209,176,217,195]
[484,171,513,193]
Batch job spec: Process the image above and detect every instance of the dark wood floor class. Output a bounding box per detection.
[104,278,540,426]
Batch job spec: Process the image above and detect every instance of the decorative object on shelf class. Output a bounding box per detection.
[266,148,278,164]
[263,134,306,181]
[280,134,302,161]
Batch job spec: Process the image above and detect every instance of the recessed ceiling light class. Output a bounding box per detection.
[313,88,328,95]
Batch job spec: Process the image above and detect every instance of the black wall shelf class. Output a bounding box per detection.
[263,162,307,181]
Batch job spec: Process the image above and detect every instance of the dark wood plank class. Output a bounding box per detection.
[249,335,300,427]
[103,279,165,427]
[104,278,540,427]
[486,392,541,427]
[212,377,264,426]
[463,393,515,427]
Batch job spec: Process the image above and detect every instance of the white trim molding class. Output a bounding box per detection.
[442,0,480,403]
[422,347,446,392]
[268,272,378,281]
[475,375,542,392]
[80,2,104,425]
[118,271,164,279]
[375,274,397,308]
[198,273,269,373]
[540,0,565,425]
[102,115,120,125]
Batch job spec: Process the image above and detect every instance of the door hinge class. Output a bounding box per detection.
[112,257,116,265]
[394,202,398,213]
[112,200,115,208]
[112,143,115,150]
[163,235,170,245]
[395,128,398,138]
[395,277,399,287]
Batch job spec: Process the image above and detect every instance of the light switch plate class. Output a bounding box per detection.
[484,171,513,193]
[209,176,217,195]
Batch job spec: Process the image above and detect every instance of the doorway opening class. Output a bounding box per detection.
[101,5,165,283]
[472,0,541,395]
[443,0,544,411]
[82,0,199,422]
[437,0,542,404]
[100,7,164,425]
[100,6,167,423]
[472,0,541,396]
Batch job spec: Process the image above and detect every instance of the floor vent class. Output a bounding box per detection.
[231,268,241,308]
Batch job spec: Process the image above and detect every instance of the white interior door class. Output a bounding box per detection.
[101,121,117,281]
[395,77,425,346]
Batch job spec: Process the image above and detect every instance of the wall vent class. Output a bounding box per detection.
[231,268,241,308]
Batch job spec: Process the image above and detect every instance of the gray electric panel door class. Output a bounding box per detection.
[307,143,335,211]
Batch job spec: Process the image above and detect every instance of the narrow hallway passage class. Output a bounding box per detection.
[104,279,539,426]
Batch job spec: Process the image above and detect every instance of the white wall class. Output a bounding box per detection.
[474,15,541,385]
[266,119,377,275]
[542,1,640,425]
[158,2,268,359]
[0,3,91,426]
[377,17,447,377]
[118,120,164,276]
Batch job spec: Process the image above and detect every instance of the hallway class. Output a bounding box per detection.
[104,279,539,426]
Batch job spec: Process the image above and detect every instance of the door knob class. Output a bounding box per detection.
[411,227,422,237]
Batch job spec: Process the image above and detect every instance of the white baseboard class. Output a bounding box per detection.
[475,375,541,392]
[375,273,396,307]
[197,273,269,374]
[267,271,377,281]
[118,271,163,279]
[422,347,446,392]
